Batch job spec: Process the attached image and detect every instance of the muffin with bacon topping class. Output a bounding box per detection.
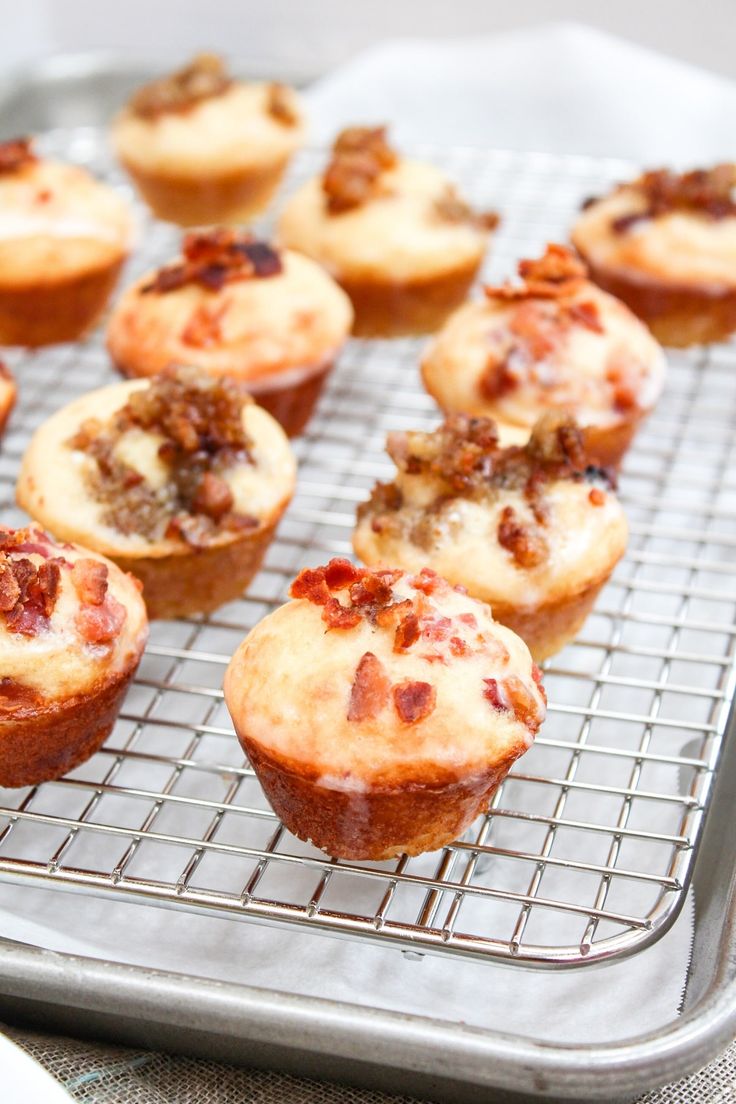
[0,362,16,438]
[224,559,545,859]
[571,164,736,346]
[0,137,133,346]
[354,413,627,660]
[0,525,147,787]
[16,367,296,619]
[106,229,353,436]
[278,125,498,336]
[421,244,665,468]
[111,53,304,226]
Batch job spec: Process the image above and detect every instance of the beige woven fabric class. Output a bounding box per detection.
[3,1022,735,1103]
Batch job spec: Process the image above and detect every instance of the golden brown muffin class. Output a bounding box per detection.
[16,368,296,620]
[571,165,736,347]
[111,53,305,226]
[278,126,498,337]
[421,244,665,469]
[354,414,627,661]
[106,229,354,437]
[0,362,16,437]
[0,137,133,347]
[224,559,545,859]
[0,525,148,787]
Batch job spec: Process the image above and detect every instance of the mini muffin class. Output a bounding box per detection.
[421,244,665,468]
[224,559,545,859]
[278,126,498,337]
[0,362,16,437]
[17,367,296,620]
[572,165,736,347]
[353,413,627,661]
[0,525,148,787]
[111,53,305,226]
[106,229,353,437]
[0,137,133,347]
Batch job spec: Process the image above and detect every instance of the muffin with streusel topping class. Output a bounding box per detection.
[112,53,305,226]
[421,244,665,468]
[354,413,627,660]
[106,229,353,436]
[17,367,296,619]
[572,164,736,347]
[0,525,147,787]
[0,362,16,438]
[224,559,545,859]
[0,137,133,346]
[278,126,498,336]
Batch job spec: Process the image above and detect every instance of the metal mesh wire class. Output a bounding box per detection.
[0,130,734,967]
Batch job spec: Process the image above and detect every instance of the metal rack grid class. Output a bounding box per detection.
[0,129,734,968]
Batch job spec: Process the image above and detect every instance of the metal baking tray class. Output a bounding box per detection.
[0,120,735,1101]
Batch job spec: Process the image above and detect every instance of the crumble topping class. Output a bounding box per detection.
[67,368,259,547]
[288,559,546,733]
[142,229,282,295]
[266,81,299,126]
[0,137,37,174]
[128,53,233,119]
[432,184,499,232]
[0,527,125,643]
[322,125,398,213]
[360,413,614,569]
[583,165,736,234]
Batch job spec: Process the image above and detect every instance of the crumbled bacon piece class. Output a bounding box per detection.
[485,244,587,302]
[181,302,228,347]
[393,680,436,724]
[410,568,440,595]
[76,595,126,645]
[322,125,397,214]
[192,472,234,521]
[459,612,477,627]
[393,611,420,651]
[322,596,362,630]
[566,300,604,333]
[0,555,62,636]
[504,675,544,733]
[609,164,736,233]
[0,137,37,174]
[129,53,232,119]
[375,597,413,628]
[449,635,470,657]
[479,357,520,402]
[266,82,298,126]
[289,566,331,605]
[432,184,499,232]
[0,677,41,711]
[497,506,548,568]
[589,487,606,506]
[422,616,452,642]
[483,678,507,711]
[71,559,108,606]
[142,230,282,296]
[324,558,362,590]
[347,652,391,721]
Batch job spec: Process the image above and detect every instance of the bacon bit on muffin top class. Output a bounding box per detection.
[142,230,283,295]
[0,527,127,644]
[266,81,299,126]
[359,413,615,570]
[484,244,590,302]
[67,367,259,547]
[582,164,736,234]
[432,184,500,232]
[289,559,546,732]
[322,125,398,214]
[128,53,233,119]
[0,137,37,174]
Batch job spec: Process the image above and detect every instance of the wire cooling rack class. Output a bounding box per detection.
[0,130,734,968]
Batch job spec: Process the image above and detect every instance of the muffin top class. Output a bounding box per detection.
[354,413,628,610]
[0,525,148,701]
[106,230,354,382]
[111,54,305,175]
[17,368,296,559]
[571,165,736,287]
[0,138,133,281]
[277,126,497,282]
[421,244,665,430]
[224,559,545,788]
